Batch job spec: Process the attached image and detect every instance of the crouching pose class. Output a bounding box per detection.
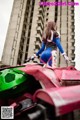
[34,21,69,67]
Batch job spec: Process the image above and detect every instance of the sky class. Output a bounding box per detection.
[0,0,14,60]
[74,0,80,70]
[0,0,80,70]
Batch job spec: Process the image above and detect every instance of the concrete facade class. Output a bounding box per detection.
[2,0,75,67]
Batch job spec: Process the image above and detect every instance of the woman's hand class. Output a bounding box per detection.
[62,53,69,62]
[33,54,38,58]
[63,54,69,61]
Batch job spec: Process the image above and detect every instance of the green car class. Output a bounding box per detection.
[0,66,41,99]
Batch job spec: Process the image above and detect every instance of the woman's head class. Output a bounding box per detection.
[46,21,57,31]
[42,21,57,42]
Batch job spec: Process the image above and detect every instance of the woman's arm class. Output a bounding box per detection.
[36,41,45,56]
[54,36,69,61]
[51,31,64,53]
[54,37,64,53]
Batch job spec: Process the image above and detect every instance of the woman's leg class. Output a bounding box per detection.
[40,49,57,67]
[47,50,57,67]
[51,50,57,68]
[40,49,52,65]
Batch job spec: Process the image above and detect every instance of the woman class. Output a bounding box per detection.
[34,21,69,67]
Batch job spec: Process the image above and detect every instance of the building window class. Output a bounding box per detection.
[71,35,74,39]
[47,12,49,16]
[46,18,48,21]
[47,7,49,10]
[72,57,74,60]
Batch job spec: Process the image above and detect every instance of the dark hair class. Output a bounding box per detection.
[42,21,57,43]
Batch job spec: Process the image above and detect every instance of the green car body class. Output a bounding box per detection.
[0,67,27,92]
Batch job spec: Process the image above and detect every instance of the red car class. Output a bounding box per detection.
[0,63,80,120]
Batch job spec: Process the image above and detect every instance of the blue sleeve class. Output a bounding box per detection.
[54,37,64,53]
[36,41,45,56]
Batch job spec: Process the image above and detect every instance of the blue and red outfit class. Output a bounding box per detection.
[36,32,64,66]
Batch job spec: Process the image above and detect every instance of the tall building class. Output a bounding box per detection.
[2,0,75,66]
